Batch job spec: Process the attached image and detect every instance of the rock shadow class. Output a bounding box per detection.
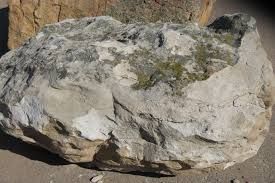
[0,130,174,177]
[0,130,70,166]
[0,7,9,57]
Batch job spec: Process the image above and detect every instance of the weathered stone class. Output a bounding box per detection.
[8,0,215,49]
[0,14,274,175]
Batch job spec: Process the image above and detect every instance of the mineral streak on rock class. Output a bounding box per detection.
[0,14,274,175]
[8,0,215,49]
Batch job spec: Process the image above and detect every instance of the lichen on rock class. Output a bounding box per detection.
[0,14,274,175]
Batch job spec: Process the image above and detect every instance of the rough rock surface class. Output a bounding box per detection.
[8,0,215,49]
[0,14,274,175]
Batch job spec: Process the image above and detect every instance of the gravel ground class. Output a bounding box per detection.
[0,0,274,182]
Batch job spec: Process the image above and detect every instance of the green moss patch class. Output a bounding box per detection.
[214,32,235,46]
[101,28,237,95]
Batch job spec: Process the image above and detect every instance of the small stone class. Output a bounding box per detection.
[231,179,241,183]
[91,175,104,183]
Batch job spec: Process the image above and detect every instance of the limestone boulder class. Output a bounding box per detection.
[0,14,274,175]
[8,0,215,49]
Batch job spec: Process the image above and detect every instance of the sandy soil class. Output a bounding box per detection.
[0,0,274,182]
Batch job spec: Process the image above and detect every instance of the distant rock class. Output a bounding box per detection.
[8,0,215,49]
[0,14,274,175]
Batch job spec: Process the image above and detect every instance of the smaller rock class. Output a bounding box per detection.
[231,179,241,183]
[90,175,104,183]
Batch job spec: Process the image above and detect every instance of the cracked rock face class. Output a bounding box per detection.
[8,0,215,49]
[0,14,274,175]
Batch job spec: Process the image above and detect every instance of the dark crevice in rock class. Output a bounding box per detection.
[49,118,71,136]
[105,115,119,125]
[194,135,223,144]
[139,127,158,145]
[157,32,165,47]
[3,66,16,88]
[0,102,11,118]
[25,66,36,86]
[208,13,255,47]
[113,96,134,116]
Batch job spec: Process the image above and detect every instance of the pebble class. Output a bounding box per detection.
[90,175,104,183]
[231,179,240,183]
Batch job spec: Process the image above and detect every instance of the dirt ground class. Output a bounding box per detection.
[0,0,274,182]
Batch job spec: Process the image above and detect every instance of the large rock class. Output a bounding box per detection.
[0,14,274,175]
[8,0,216,49]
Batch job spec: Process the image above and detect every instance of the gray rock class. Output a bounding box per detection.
[0,14,274,175]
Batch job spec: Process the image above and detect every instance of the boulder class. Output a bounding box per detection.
[8,0,216,49]
[0,14,274,175]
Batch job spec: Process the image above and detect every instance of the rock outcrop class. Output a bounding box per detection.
[0,14,274,175]
[8,0,216,49]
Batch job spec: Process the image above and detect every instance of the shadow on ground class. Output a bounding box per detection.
[0,7,9,57]
[0,129,175,177]
[0,130,174,177]
[0,130,69,166]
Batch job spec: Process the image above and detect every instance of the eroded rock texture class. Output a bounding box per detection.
[8,0,215,48]
[0,14,274,175]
